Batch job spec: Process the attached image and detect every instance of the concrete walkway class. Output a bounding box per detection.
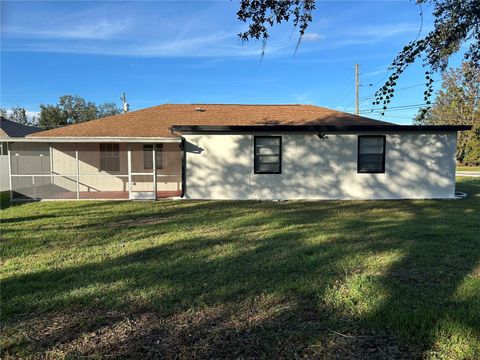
[456,171,480,178]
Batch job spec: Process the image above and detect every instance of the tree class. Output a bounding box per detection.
[58,95,97,124]
[415,63,480,165]
[38,96,122,129]
[9,106,29,125]
[236,0,480,114]
[0,106,30,125]
[38,104,67,129]
[97,102,122,118]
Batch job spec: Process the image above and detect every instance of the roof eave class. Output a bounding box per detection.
[11,136,181,143]
[171,124,472,133]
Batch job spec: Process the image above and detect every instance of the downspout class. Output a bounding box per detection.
[181,137,186,198]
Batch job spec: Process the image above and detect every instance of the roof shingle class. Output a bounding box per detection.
[29,104,395,138]
[1,117,43,138]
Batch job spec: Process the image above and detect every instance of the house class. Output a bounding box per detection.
[0,117,43,193]
[5,104,470,201]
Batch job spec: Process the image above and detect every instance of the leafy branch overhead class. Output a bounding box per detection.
[415,63,480,165]
[237,0,316,42]
[236,0,480,115]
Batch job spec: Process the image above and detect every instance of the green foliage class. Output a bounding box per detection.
[0,106,31,125]
[38,104,67,129]
[374,0,479,113]
[9,106,29,125]
[58,95,97,124]
[415,62,480,165]
[38,96,122,129]
[237,0,316,41]
[97,102,122,118]
[236,0,479,111]
[1,179,479,358]
[463,124,480,165]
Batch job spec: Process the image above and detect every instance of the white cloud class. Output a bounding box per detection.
[292,93,315,104]
[5,109,39,122]
[6,32,293,58]
[1,0,423,59]
[6,19,129,40]
[351,23,419,38]
[302,32,323,42]
[363,67,389,78]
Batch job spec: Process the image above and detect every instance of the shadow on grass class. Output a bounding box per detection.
[1,179,479,358]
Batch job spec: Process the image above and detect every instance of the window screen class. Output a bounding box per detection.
[99,143,120,172]
[143,144,164,170]
[254,136,282,174]
[358,136,385,173]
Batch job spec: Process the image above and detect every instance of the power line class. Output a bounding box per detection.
[359,79,441,101]
[362,107,427,114]
[367,113,416,119]
[330,81,354,109]
[359,103,428,112]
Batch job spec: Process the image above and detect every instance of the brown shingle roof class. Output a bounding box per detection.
[29,104,395,138]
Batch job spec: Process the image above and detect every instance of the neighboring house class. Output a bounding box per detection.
[5,104,470,201]
[0,117,43,193]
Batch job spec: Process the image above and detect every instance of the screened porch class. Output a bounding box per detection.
[8,142,183,200]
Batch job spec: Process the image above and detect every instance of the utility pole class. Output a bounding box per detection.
[355,64,359,116]
[120,92,129,114]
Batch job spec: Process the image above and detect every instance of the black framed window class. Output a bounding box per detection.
[357,135,386,173]
[99,143,120,171]
[143,144,164,170]
[254,136,282,174]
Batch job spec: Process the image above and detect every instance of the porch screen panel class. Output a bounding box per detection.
[143,144,164,170]
[78,143,128,199]
[10,143,55,200]
[130,144,155,199]
[10,143,50,175]
[156,143,183,198]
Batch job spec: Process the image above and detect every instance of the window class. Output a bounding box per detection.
[99,143,120,171]
[357,135,386,173]
[143,144,164,170]
[0,142,7,156]
[254,136,282,174]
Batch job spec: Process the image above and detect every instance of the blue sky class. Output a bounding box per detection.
[0,0,464,124]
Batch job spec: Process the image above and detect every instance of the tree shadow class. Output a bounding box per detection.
[1,179,479,358]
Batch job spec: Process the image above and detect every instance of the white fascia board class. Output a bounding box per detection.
[8,137,182,143]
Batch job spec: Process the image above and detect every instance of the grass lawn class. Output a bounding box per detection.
[457,166,480,172]
[1,179,479,359]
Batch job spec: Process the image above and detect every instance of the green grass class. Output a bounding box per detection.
[1,179,479,359]
[457,166,480,172]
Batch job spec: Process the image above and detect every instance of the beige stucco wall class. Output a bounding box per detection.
[183,133,457,200]
[0,155,9,192]
[0,142,9,191]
